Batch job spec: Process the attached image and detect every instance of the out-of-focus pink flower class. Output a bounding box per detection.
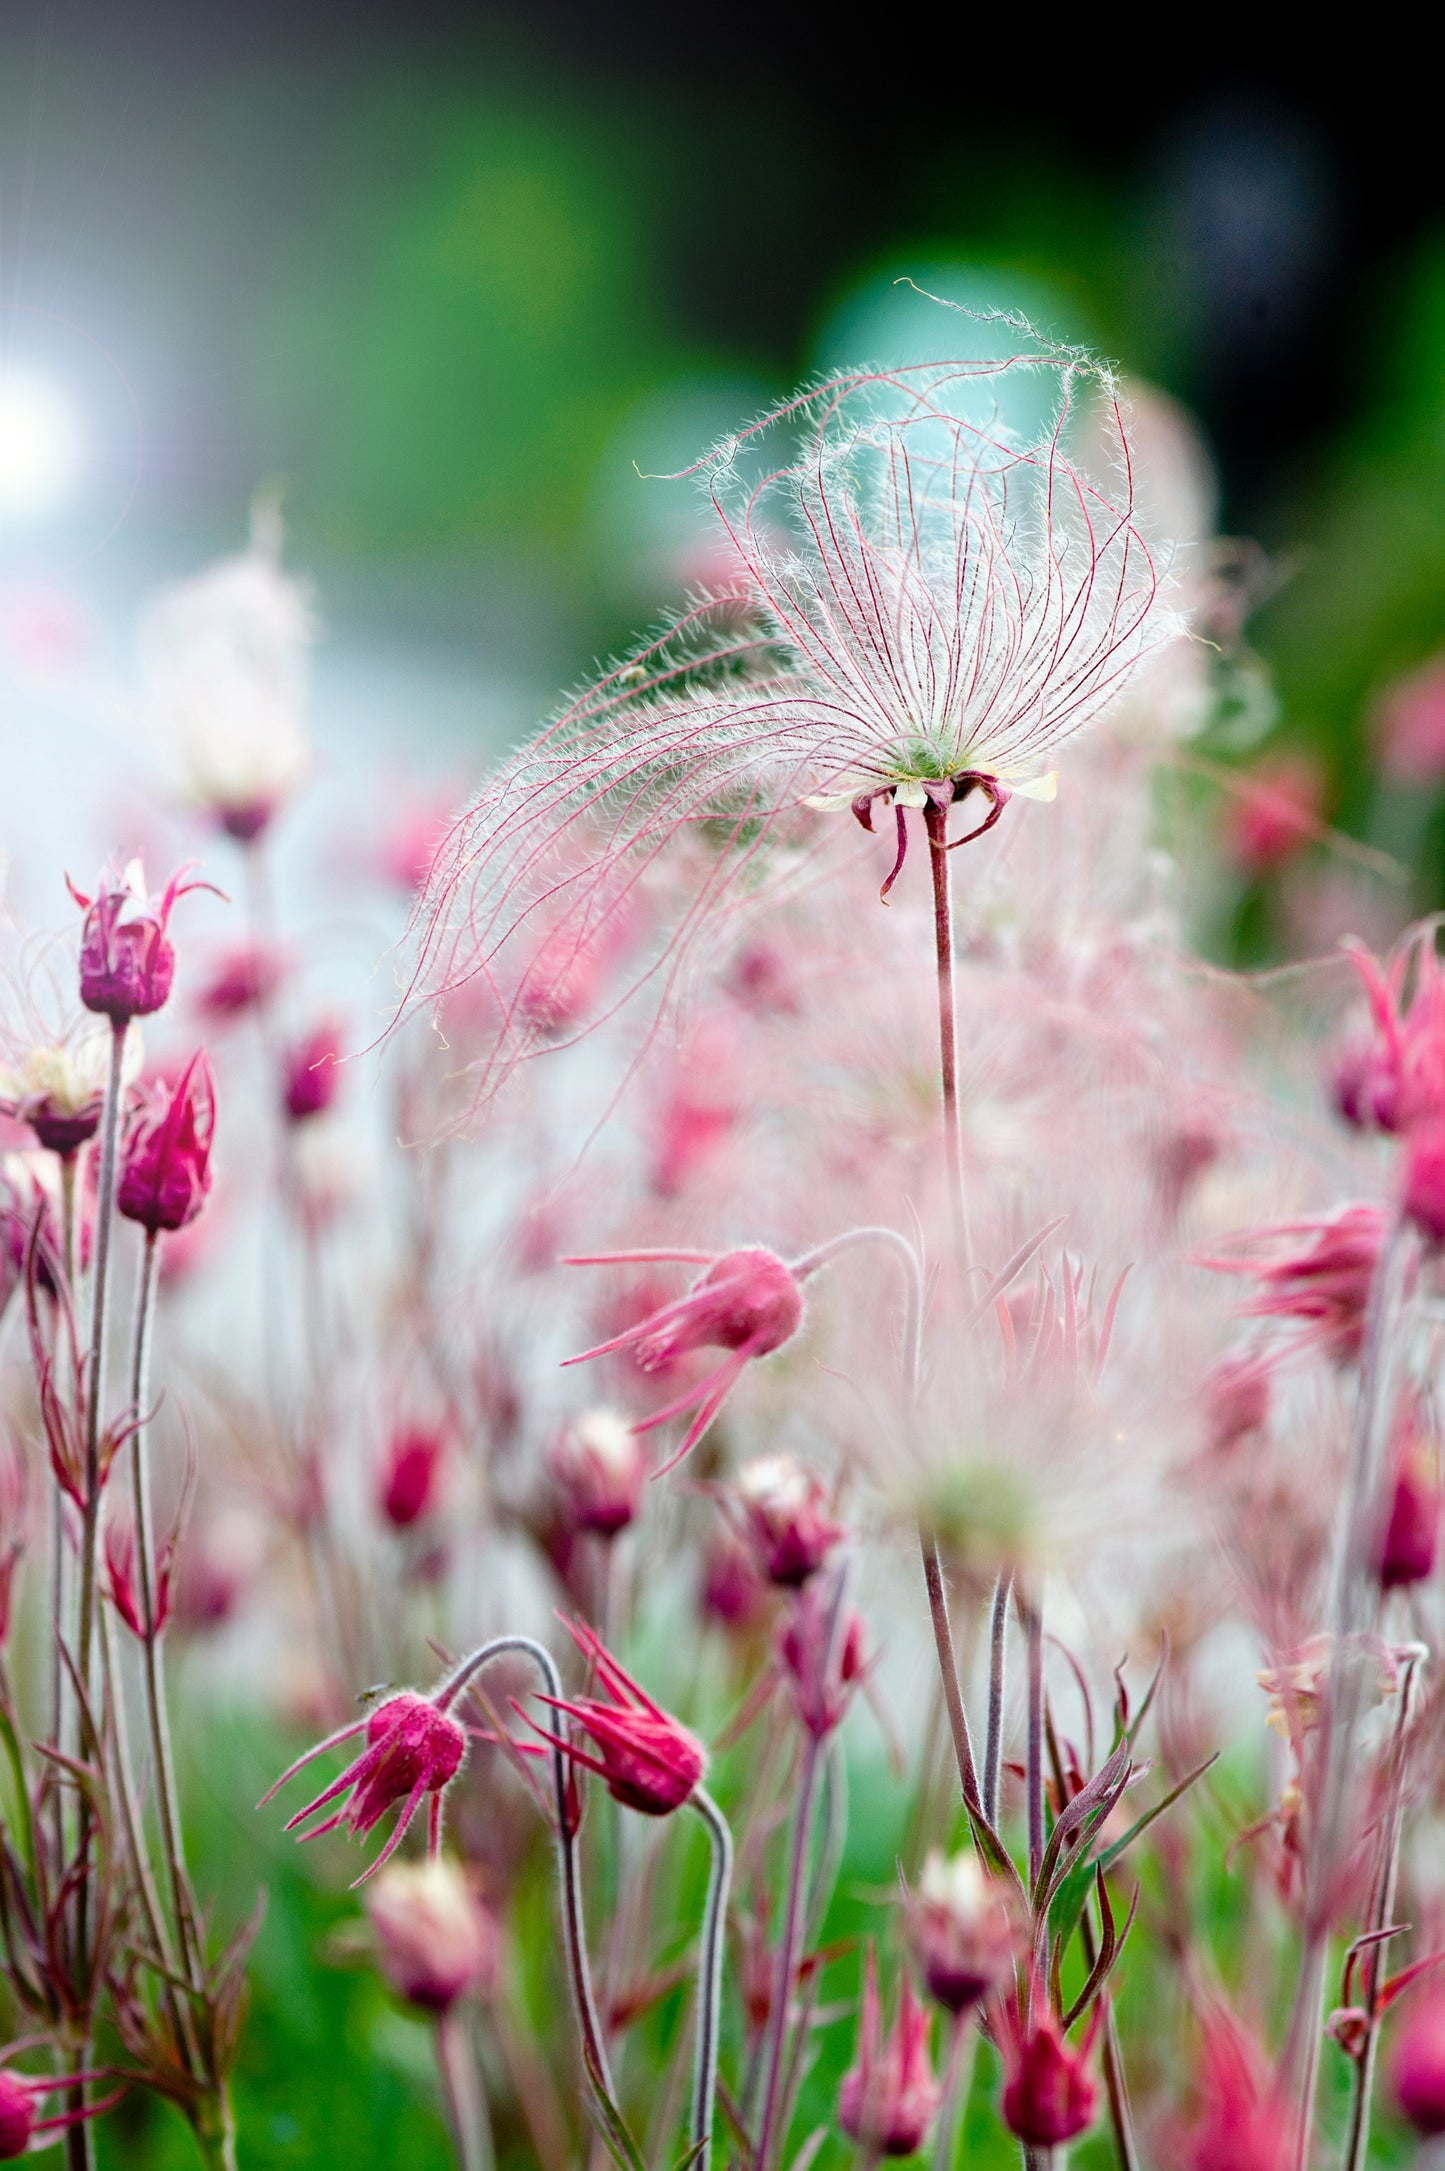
[523,1619,705,1817]
[1375,654,1445,786]
[1199,1204,1388,1365]
[105,1517,173,1639]
[0,2056,121,2159]
[1376,1408,1441,1587]
[1403,1121,1445,1247]
[0,1024,128,1155]
[117,1052,216,1235]
[377,1425,447,1530]
[777,1582,867,1740]
[378,788,458,897]
[282,1025,344,1122]
[698,1532,772,1633]
[70,858,217,1024]
[1394,1987,1445,2135]
[1257,1633,1398,1742]
[906,1849,1015,2016]
[548,1410,647,1538]
[1000,2008,1101,2149]
[734,1454,843,1587]
[0,1151,74,1305]
[1223,754,1324,874]
[261,1687,468,1884]
[565,1245,805,1473]
[649,1023,739,1198]
[1179,2008,1291,2171]
[837,1949,941,2158]
[366,1858,498,2013]
[195,942,286,1021]
[1337,934,1445,1137]
[1203,1353,1272,1455]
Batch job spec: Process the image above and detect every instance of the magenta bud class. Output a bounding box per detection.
[1393,1989,1445,2136]
[282,1024,344,1122]
[366,1858,498,2014]
[735,1453,843,1587]
[378,1425,447,1530]
[548,1409,647,1537]
[777,1584,866,1740]
[837,1950,941,2158]
[1376,1418,1441,1588]
[1001,2013,1100,2149]
[1404,1121,1445,1247]
[907,1850,1014,2016]
[72,858,214,1024]
[526,1618,705,1816]
[117,1052,216,1234]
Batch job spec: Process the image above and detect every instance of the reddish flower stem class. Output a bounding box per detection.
[923,800,971,1271]
[436,2009,492,2171]
[753,1730,824,2171]
[1343,1646,1424,2171]
[984,1570,1012,1829]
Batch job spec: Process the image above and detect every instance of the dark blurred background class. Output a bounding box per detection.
[5,1,1445,929]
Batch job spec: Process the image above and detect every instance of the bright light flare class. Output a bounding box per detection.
[0,366,84,521]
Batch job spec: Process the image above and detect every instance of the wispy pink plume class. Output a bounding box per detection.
[398,341,1171,1124]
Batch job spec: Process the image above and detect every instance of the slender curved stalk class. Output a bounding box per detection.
[436,2009,492,2171]
[437,1638,628,2145]
[1342,1646,1424,2171]
[790,1225,924,1387]
[127,1229,205,1988]
[754,1732,825,2171]
[690,1786,733,2171]
[984,1570,1012,1829]
[919,1534,981,1815]
[1026,1599,1045,1893]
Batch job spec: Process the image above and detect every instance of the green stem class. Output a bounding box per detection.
[690,1786,733,2171]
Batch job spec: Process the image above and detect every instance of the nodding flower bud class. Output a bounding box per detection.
[734,1453,843,1587]
[1181,2010,1291,2171]
[105,1518,172,1639]
[1001,2010,1101,2150]
[378,1425,447,1530]
[565,1244,806,1473]
[1376,1408,1441,1588]
[777,1582,867,1740]
[365,1857,498,2014]
[261,1687,468,1885]
[698,1532,772,1634]
[1403,1120,1445,1248]
[1393,1987,1445,2136]
[70,858,216,1024]
[117,1052,216,1234]
[522,1618,705,1816]
[0,1025,133,1156]
[907,1849,1015,2016]
[1200,1204,1388,1367]
[0,2057,118,2158]
[196,941,286,1021]
[1203,1353,1272,1456]
[282,1024,344,1122]
[837,1949,941,2158]
[548,1409,648,1538]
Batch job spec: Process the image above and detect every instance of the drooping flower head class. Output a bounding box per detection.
[521,1617,705,1816]
[906,1848,1015,2016]
[563,1245,805,1473]
[548,1408,648,1537]
[365,1857,498,2014]
[69,858,218,1024]
[836,1948,941,2158]
[399,340,1170,1121]
[117,1051,216,1234]
[733,1452,844,1587]
[1198,1204,1389,1367]
[0,1019,137,1155]
[377,1423,448,1530]
[282,1023,344,1122]
[0,2050,122,2159]
[999,2005,1102,2149]
[260,1687,468,1885]
[1178,2006,1291,2171]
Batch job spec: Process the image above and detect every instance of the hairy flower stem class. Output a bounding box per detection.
[1342,1646,1424,2171]
[1045,1713,1138,2171]
[436,2011,493,2171]
[920,1534,982,1815]
[128,1229,205,1990]
[984,1570,1012,1829]
[1284,1215,1411,2167]
[51,1152,80,1886]
[690,1786,733,2171]
[923,799,972,1271]
[754,1732,825,2171]
[437,1639,632,2156]
[1026,1599,1045,1893]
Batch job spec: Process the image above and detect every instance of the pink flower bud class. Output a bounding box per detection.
[1201,1203,1388,1366]
[1376,654,1445,786]
[1001,2012,1100,2149]
[698,1532,772,1633]
[837,1950,941,2158]
[105,1518,172,1639]
[378,1425,447,1530]
[195,941,285,1021]
[524,1618,705,1816]
[548,1409,647,1537]
[1393,1987,1445,2136]
[1180,2009,1291,2171]
[907,1850,1015,2016]
[0,2071,32,2159]
[365,1858,498,2013]
[1376,1411,1441,1587]
[1204,1353,1272,1455]
[1404,1120,1445,1246]
[262,1688,469,1884]
[282,1024,344,1122]
[735,1454,843,1587]
[117,1052,216,1234]
[71,858,216,1024]
[0,2058,118,2157]
[777,1583,867,1740]
[1223,754,1323,875]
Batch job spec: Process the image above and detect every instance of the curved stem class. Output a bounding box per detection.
[919,1533,981,1815]
[690,1786,733,2171]
[76,1020,126,1731]
[754,1732,824,2171]
[984,1570,1012,1829]
[789,1225,924,1388]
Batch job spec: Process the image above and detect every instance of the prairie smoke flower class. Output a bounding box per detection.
[117,1051,216,1234]
[548,1409,648,1537]
[0,2056,120,2160]
[70,858,217,1024]
[1199,1205,1388,1366]
[1000,2008,1101,2149]
[1257,1633,1399,1742]
[1222,753,1324,875]
[366,1857,498,2013]
[261,1687,468,1883]
[906,1848,1015,2015]
[377,1424,447,1530]
[1180,2009,1291,2171]
[141,506,314,840]
[734,1453,843,1587]
[1403,1120,1445,1246]
[402,348,1168,1115]
[777,1583,867,1740]
[106,1516,173,1638]
[564,1245,805,1473]
[1375,1412,1441,1587]
[0,1020,136,1154]
[282,1024,344,1122]
[836,1950,941,2158]
[1336,931,1445,1136]
[1374,653,1445,786]
[195,941,286,1021]
[523,1618,705,1816]
[1392,1986,1445,2136]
